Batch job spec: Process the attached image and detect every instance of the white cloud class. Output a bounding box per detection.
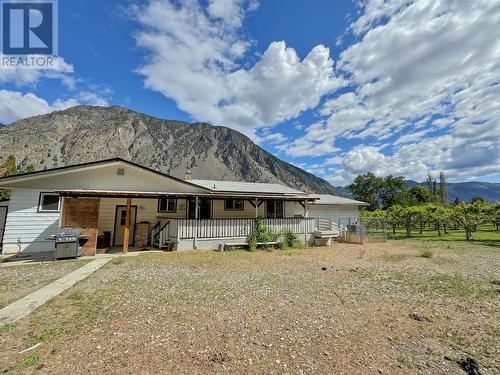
[133,0,342,135]
[260,131,287,144]
[0,90,51,124]
[0,90,109,124]
[294,0,500,183]
[0,56,75,88]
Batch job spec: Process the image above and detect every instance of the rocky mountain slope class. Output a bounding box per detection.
[0,106,338,194]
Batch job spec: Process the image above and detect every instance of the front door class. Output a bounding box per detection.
[187,198,212,219]
[114,206,137,246]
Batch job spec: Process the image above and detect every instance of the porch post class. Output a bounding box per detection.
[194,196,199,249]
[123,197,131,254]
[255,199,259,218]
[304,200,309,245]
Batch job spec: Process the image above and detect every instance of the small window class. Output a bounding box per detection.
[158,197,177,213]
[38,193,60,212]
[224,199,244,211]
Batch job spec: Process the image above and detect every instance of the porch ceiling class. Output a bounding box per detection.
[55,189,317,202]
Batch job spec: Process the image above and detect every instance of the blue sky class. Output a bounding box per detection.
[1,0,499,185]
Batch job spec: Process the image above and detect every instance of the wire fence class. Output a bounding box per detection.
[314,216,387,243]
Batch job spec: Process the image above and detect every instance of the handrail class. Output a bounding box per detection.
[152,220,169,245]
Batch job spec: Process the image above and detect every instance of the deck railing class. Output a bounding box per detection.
[175,217,316,239]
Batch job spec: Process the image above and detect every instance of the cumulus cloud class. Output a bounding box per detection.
[0,56,75,88]
[132,0,342,135]
[0,90,109,124]
[292,0,500,183]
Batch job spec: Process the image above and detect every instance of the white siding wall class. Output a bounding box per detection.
[2,189,61,254]
[284,201,361,219]
[5,164,206,193]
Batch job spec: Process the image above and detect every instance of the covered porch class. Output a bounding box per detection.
[56,190,317,254]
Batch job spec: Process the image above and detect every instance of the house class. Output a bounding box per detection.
[0,158,367,255]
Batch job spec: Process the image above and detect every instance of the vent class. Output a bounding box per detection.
[117,168,125,176]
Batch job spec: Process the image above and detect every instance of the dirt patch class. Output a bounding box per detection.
[0,259,91,309]
[0,242,498,374]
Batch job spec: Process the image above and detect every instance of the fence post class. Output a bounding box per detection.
[194,196,199,249]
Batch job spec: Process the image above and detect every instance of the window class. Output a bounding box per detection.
[224,199,244,211]
[266,200,284,218]
[38,193,60,212]
[158,197,177,213]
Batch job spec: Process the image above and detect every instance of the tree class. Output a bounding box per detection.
[407,185,431,205]
[347,172,383,210]
[399,206,425,237]
[385,205,402,236]
[438,172,448,205]
[3,155,18,177]
[379,175,407,209]
[451,202,487,241]
[424,204,448,236]
[470,196,486,204]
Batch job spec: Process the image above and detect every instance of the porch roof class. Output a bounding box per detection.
[55,189,317,202]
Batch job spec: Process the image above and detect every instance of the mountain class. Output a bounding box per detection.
[407,180,500,203]
[0,105,337,194]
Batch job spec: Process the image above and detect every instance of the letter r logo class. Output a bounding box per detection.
[1,1,55,55]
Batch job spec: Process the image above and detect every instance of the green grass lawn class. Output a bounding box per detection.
[387,224,500,247]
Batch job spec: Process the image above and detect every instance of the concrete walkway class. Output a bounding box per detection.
[0,257,111,325]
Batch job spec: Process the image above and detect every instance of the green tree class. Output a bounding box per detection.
[406,185,431,205]
[25,164,35,173]
[470,196,486,204]
[424,204,449,236]
[385,205,402,236]
[438,172,448,205]
[451,202,487,241]
[3,155,18,177]
[347,172,383,210]
[379,175,407,209]
[399,206,425,237]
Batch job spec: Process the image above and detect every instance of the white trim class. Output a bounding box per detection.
[38,192,61,213]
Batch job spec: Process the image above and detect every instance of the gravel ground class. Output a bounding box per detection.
[0,241,498,374]
[0,259,91,309]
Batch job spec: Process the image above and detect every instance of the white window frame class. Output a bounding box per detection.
[38,192,61,213]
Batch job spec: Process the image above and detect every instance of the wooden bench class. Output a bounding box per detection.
[220,241,279,251]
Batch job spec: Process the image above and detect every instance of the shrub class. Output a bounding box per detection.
[419,248,433,258]
[282,229,299,248]
[246,218,280,251]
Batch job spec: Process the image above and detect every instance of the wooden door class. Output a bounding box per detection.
[114,206,137,246]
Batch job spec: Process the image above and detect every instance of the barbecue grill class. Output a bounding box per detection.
[49,230,87,259]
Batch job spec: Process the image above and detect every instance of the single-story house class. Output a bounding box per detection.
[0,158,367,255]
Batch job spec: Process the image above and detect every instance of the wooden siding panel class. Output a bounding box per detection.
[60,198,100,256]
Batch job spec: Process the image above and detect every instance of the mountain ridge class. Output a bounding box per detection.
[0,105,338,194]
[335,180,500,203]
